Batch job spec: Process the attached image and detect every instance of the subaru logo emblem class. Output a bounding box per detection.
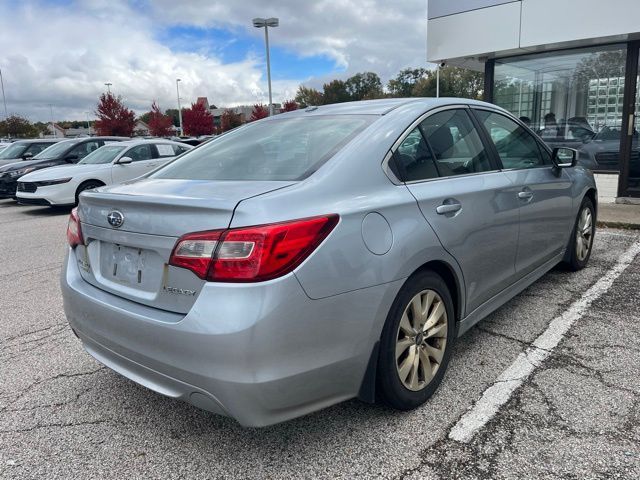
[107,210,124,228]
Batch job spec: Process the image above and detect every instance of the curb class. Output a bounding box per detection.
[597,221,640,231]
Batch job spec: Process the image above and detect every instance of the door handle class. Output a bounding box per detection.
[436,202,462,215]
[518,189,533,200]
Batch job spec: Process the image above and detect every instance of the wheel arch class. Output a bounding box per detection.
[409,260,464,325]
[583,187,597,220]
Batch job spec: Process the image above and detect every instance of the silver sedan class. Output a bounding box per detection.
[61,98,597,426]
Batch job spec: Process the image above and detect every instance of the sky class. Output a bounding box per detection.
[0,0,428,122]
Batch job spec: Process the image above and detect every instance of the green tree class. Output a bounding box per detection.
[0,115,38,138]
[294,86,324,107]
[345,72,383,100]
[164,108,183,127]
[388,68,429,97]
[412,66,483,100]
[322,79,351,104]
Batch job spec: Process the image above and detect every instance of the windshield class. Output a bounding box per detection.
[153,115,374,181]
[0,143,27,159]
[79,145,126,164]
[33,140,79,159]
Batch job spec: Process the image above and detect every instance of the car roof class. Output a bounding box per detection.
[11,138,60,144]
[280,97,503,116]
[114,139,186,147]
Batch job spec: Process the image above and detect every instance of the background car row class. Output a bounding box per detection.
[0,137,195,206]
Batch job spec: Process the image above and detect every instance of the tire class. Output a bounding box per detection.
[377,270,456,410]
[564,197,595,271]
[75,181,103,205]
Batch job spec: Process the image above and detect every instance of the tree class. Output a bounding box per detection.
[345,72,383,100]
[388,68,429,97]
[412,66,483,100]
[164,108,183,127]
[220,109,242,132]
[322,79,351,104]
[294,86,324,107]
[182,102,214,136]
[94,93,135,136]
[0,115,38,138]
[249,104,268,122]
[147,101,174,137]
[281,100,298,112]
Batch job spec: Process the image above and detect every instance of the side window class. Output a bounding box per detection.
[26,143,49,155]
[475,110,545,170]
[156,144,177,158]
[419,109,492,177]
[126,144,154,162]
[69,141,101,160]
[391,127,438,182]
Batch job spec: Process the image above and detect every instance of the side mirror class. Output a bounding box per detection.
[65,154,79,163]
[552,147,577,168]
[117,156,133,164]
[22,152,33,159]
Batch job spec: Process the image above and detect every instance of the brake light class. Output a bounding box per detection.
[66,207,84,248]
[169,215,339,282]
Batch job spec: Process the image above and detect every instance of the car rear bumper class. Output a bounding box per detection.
[61,247,402,426]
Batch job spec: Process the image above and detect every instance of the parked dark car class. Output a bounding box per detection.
[0,137,128,199]
[0,139,61,167]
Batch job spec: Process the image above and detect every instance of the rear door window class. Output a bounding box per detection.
[126,144,155,162]
[391,127,439,182]
[69,141,101,160]
[419,109,492,177]
[156,144,177,158]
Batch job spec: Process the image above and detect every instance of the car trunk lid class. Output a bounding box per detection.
[74,178,293,313]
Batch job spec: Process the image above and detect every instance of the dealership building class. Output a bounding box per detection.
[427,0,640,203]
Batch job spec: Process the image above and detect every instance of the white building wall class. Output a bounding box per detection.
[594,174,619,204]
[427,2,521,62]
[427,0,640,63]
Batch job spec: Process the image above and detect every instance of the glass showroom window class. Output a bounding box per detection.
[494,44,634,172]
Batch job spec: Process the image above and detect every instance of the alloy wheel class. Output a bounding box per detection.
[395,289,448,391]
[575,207,593,262]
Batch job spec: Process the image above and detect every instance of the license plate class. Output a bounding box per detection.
[108,244,147,285]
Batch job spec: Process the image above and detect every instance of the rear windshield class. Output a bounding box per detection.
[152,115,374,181]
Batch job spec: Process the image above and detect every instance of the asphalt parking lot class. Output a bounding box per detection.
[1,199,639,479]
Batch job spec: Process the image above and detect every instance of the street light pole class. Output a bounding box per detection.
[85,112,91,133]
[253,17,279,116]
[105,82,112,94]
[0,68,8,120]
[49,104,56,138]
[176,78,183,136]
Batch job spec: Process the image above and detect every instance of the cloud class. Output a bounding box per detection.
[0,0,427,121]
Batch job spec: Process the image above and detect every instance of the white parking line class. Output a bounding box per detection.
[449,241,640,443]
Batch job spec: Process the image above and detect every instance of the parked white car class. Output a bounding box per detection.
[16,139,192,206]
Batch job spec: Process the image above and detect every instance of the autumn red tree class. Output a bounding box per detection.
[182,102,214,136]
[147,101,173,137]
[249,104,268,122]
[94,93,135,136]
[281,100,298,112]
[220,109,242,132]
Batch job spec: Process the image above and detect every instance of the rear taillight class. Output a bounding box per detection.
[66,207,84,248]
[169,215,339,282]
